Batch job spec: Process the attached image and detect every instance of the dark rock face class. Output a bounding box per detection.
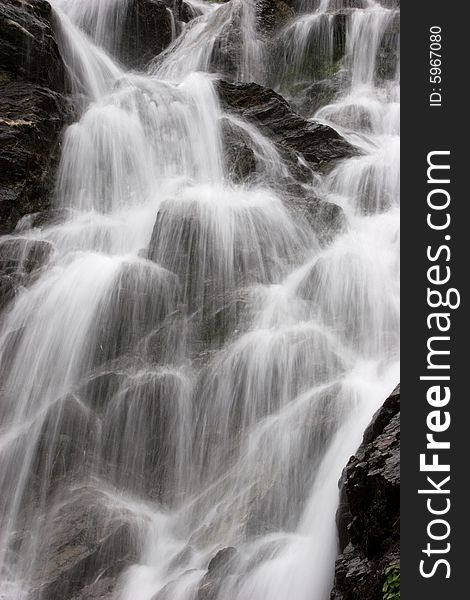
[0,236,54,275]
[197,547,238,600]
[32,394,99,495]
[300,197,347,245]
[296,72,346,117]
[330,385,400,600]
[256,0,294,34]
[30,488,139,600]
[0,236,55,309]
[218,80,356,172]
[100,368,188,500]
[208,4,245,80]
[0,0,67,90]
[0,0,69,234]
[327,0,367,8]
[221,118,258,183]
[70,577,116,600]
[162,0,200,23]
[376,10,400,81]
[378,0,400,7]
[208,0,293,80]
[92,260,178,365]
[118,0,174,68]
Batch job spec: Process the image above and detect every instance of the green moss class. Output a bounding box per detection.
[382,566,400,600]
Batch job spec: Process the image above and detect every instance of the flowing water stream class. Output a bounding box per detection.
[0,1,399,598]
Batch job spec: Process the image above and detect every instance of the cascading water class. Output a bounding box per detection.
[0,1,399,599]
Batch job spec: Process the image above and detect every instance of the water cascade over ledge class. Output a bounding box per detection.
[0,0,399,598]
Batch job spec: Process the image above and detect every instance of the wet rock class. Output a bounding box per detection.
[330,385,400,600]
[198,288,252,349]
[207,546,238,572]
[222,116,313,185]
[101,368,189,500]
[221,119,257,182]
[256,0,295,34]
[378,0,399,7]
[296,69,348,117]
[0,0,69,234]
[0,237,54,275]
[70,576,115,600]
[0,237,54,309]
[197,547,238,600]
[31,488,139,600]
[326,0,367,8]
[14,207,74,231]
[32,394,99,495]
[118,0,174,68]
[218,81,356,172]
[147,200,229,314]
[93,260,178,365]
[208,4,245,80]
[0,0,67,90]
[268,6,347,89]
[0,83,68,233]
[300,197,347,245]
[163,0,200,23]
[77,370,129,415]
[376,10,400,81]
[151,568,201,600]
[208,0,293,80]
[0,272,20,310]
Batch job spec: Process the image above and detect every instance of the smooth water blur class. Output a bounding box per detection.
[0,1,399,598]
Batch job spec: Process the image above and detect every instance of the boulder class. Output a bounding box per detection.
[118,0,174,68]
[217,81,356,172]
[33,394,99,486]
[100,368,189,500]
[197,288,252,349]
[299,197,347,245]
[0,237,54,275]
[256,0,294,34]
[92,259,178,365]
[0,83,68,233]
[208,0,294,79]
[208,4,245,80]
[14,207,74,231]
[197,547,238,600]
[0,0,69,234]
[376,10,400,81]
[296,70,349,117]
[267,5,347,90]
[30,487,140,600]
[221,115,313,185]
[330,385,400,600]
[221,118,258,183]
[0,237,55,309]
[77,369,128,415]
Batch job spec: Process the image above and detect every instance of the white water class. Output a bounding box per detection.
[0,1,399,599]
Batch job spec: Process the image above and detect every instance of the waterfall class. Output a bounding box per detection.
[0,1,399,599]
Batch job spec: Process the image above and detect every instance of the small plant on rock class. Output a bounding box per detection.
[382,566,400,600]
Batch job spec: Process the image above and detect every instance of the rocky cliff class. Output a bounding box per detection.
[0,0,70,234]
[330,385,400,600]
